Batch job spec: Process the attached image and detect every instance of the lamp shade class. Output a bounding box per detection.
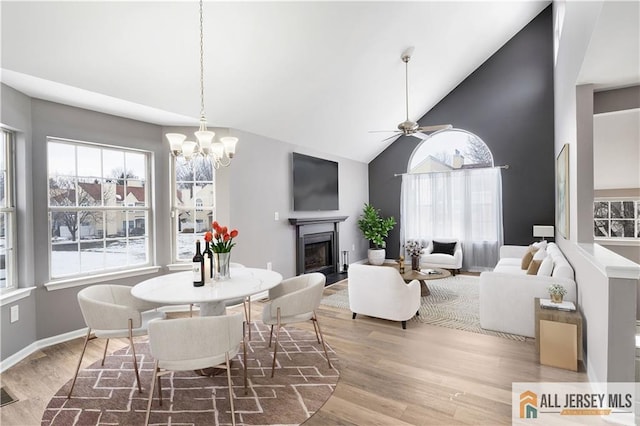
[166,133,186,153]
[220,136,238,158]
[533,225,554,238]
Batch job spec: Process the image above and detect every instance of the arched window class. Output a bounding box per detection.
[401,129,503,271]
[408,129,493,174]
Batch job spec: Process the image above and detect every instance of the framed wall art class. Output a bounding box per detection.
[556,144,569,238]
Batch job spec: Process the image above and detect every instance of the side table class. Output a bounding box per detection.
[534,297,583,371]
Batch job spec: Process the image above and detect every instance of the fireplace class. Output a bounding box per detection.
[289,216,348,276]
[303,232,334,275]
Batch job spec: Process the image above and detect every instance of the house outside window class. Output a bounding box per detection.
[47,138,151,279]
[594,199,639,238]
[0,128,16,291]
[172,156,214,262]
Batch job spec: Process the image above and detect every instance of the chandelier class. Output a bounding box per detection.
[166,0,237,168]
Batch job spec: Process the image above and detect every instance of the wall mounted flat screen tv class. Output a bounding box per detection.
[292,152,339,211]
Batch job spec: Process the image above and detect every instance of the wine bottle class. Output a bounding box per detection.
[203,241,213,283]
[193,240,205,287]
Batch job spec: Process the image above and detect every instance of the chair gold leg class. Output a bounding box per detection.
[244,297,252,341]
[67,328,92,399]
[313,312,333,370]
[311,316,321,343]
[243,322,248,395]
[271,308,281,378]
[144,361,158,426]
[128,319,142,393]
[101,338,110,366]
[190,303,193,317]
[268,324,274,347]
[225,352,236,426]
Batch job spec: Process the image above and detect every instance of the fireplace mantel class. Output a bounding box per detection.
[289,216,348,276]
[288,216,348,226]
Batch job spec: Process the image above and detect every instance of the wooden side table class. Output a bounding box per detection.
[534,297,583,371]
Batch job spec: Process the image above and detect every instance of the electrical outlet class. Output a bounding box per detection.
[267,262,272,270]
[352,244,355,251]
[274,212,279,221]
[10,305,19,323]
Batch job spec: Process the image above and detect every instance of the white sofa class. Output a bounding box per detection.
[420,239,463,275]
[348,264,421,329]
[479,242,576,337]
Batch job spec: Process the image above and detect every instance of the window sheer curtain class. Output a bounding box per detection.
[400,167,504,272]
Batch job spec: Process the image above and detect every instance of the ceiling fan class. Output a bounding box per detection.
[371,46,452,141]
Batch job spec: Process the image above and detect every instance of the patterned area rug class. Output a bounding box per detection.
[43,321,339,425]
[322,275,526,341]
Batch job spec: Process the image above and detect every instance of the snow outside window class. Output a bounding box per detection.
[172,156,215,262]
[47,138,152,279]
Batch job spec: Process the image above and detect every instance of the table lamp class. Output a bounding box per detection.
[533,225,554,241]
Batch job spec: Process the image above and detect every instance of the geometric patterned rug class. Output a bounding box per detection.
[42,321,339,425]
[322,275,526,342]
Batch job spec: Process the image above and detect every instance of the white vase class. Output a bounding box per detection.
[368,248,386,265]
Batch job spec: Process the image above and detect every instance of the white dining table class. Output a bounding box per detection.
[131,267,283,316]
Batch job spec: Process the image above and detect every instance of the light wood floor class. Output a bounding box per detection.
[1,280,597,425]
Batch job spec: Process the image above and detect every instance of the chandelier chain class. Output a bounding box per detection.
[199,0,205,120]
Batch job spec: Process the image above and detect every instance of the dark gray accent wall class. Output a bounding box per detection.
[369,6,554,257]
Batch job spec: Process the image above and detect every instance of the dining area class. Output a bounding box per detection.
[43,265,338,426]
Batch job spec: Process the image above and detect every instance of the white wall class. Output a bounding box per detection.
[594,109,640,190]
[553,0,640,384]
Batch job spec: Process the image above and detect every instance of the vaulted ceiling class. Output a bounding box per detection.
[1,1,637,163]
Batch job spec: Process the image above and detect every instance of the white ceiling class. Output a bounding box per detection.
[1,1,637,163]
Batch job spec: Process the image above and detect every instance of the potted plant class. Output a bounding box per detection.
[357,203,396,265]
[547,283,567,303]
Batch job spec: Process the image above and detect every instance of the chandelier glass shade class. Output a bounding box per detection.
[166,0,238,169]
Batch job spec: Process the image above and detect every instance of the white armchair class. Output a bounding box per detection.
[68,284,165,398]
[421,239,463,275]
[261,273,332,377]
[144,313,246,426]
[348,264,421,329]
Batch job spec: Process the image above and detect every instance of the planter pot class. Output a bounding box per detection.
[550,293,563,303]
[367,248,386,265]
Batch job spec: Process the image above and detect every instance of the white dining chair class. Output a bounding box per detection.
[261,272,332,377]
[144,313,246,426]
[68,284,165,398]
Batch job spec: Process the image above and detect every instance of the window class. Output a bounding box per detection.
[47,138,151,279]
[0,129,16,291]
[402,129,503,271]
[172,156,214,262]
[594,199,639,238]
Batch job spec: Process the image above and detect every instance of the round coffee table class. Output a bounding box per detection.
[399,267,451,296]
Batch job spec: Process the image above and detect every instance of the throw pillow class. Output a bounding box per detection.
[532,248,547,262]
[531,240,548,251]
[527,259,542,275]
[432,241,457,256]
[521,248,538,270]
[537,255,554,276]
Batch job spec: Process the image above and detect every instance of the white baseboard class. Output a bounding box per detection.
[0,305,192,374]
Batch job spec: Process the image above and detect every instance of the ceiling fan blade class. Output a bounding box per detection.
[369,130,400,133]
[417,124,453,132]
[381,132,402,142]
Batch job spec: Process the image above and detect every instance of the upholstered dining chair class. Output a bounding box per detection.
[144,313,246,426]
[261,272,332,377]
[68,284,165,398]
